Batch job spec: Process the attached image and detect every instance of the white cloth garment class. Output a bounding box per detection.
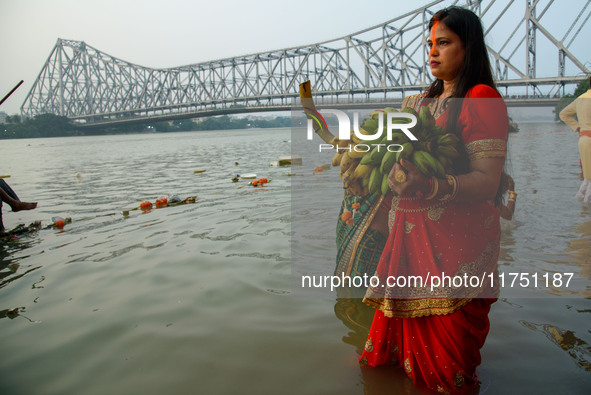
[576,179,591,205]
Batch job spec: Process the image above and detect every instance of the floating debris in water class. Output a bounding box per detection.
[122,196,197,216]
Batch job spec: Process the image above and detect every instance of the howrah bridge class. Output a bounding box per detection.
[20,0,591,128]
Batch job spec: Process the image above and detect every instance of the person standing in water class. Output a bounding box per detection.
[560,76,591,204]
[359,7,509,393]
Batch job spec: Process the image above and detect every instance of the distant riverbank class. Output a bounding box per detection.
[0,113,292,139]
[0,103,574,140]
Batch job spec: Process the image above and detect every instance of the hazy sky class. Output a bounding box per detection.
[0,0,588,116]
[0,0,434,115]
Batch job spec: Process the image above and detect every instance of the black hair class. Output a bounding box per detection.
[426,6,497,100]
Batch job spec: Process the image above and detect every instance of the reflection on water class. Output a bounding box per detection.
[565,215,591,281]
[0,124,590,394]
[521,321,591,372]
[334,289,374,355]
[0,236,43,290]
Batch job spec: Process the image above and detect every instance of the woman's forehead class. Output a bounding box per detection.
[430,21,454,39]
[429,21,458,42]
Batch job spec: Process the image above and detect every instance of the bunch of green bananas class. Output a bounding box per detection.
[333,106,461,196]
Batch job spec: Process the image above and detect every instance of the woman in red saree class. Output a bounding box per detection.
[359,7,508,393]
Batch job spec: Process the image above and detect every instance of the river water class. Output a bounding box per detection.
[0,124,589,394]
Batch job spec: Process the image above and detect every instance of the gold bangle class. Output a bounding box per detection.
[440,174,458,202]
[425,177,439,200]
[455,175,460,200]
[508,191,517,200]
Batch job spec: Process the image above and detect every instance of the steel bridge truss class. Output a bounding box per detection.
[21,0,590,126]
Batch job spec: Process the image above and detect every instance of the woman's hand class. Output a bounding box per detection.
[388,159,430,196]
[507,175,515,191]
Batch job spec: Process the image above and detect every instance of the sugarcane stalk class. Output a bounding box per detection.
[299,80,336,145]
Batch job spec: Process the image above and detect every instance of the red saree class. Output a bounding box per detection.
[359,85,508,393]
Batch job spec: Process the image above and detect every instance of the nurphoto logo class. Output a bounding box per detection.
[304,108,418,152]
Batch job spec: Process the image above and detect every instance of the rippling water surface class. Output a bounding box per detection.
[1,125,590,394]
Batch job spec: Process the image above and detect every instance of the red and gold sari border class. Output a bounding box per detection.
[362,237,501,317]
[363,296,472,318]
[465,139,506,161]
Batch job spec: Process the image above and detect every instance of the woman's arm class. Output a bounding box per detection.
[453,157,504,201]
[559,99,579,132]
[388,156,504,202]
[388,85,507,202]
[499,200,515,220]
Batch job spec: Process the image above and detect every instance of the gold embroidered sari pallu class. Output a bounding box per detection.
[363,89,507,316]
[363,195,502,317]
